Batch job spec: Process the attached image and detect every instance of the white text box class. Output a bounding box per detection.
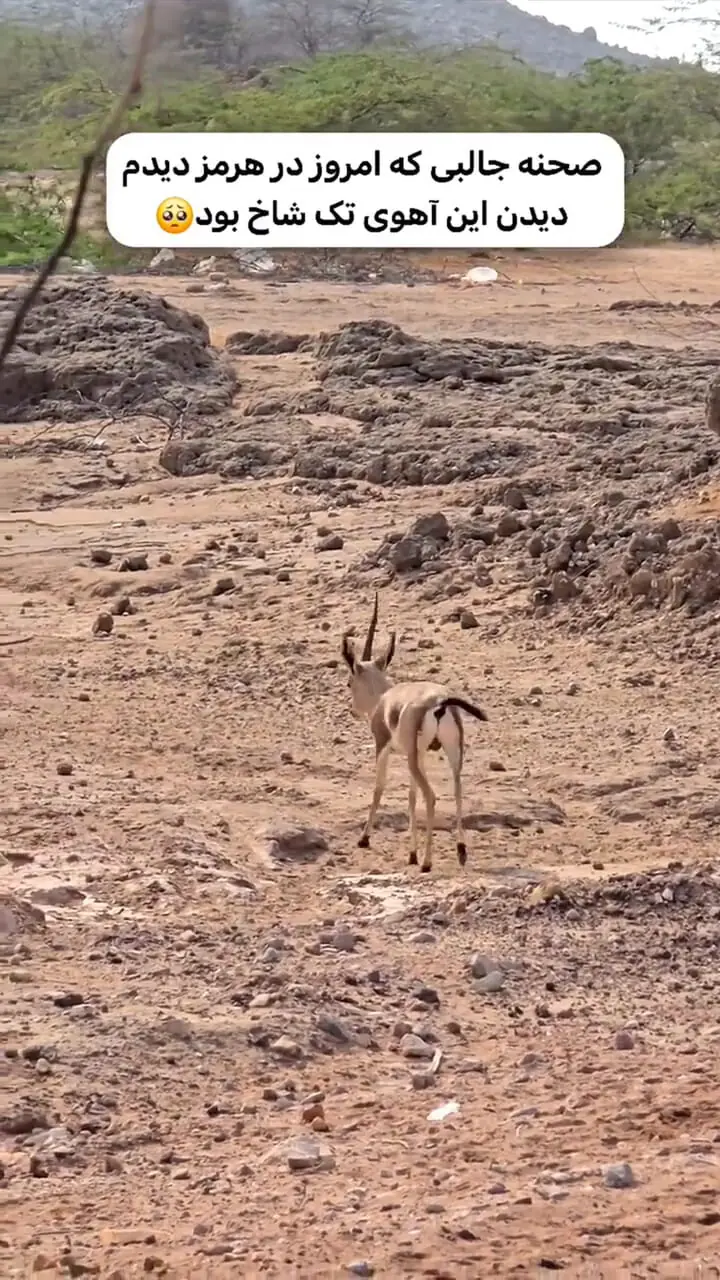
[106,132,625,250]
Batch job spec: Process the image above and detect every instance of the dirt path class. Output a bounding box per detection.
[2,246,720,1279]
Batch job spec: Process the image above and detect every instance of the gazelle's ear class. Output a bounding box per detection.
[376,631,396,670]
[341,632,356,672]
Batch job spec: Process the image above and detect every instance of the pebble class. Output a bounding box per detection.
[470,952,500,978]
[400,1033,435,1060]
[249,992,274,1009]
[52,991,85,1009]
[604,1162,635,1189]
[614,1030,635,1051]
[286,1136,335,1172]
[331,928,358,953]
[475,970,506,994]
[8,969,32,983]
[347,1264,375,1277]
[317,534,344,552]
[271,1035,303,1059]
[413,985,440,1007]
[92,611,114,637]
[317,1014,353,1043]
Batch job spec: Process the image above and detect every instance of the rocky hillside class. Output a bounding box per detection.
[1,0,667,75]
[401,0,662,73]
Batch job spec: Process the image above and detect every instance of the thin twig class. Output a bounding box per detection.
[0,0,158,376]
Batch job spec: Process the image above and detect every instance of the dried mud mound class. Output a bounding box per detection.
[0,280,236,424]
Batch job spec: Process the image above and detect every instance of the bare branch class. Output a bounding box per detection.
[0,0,158,377]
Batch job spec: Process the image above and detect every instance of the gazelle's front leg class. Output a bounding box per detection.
[358,742,391,848]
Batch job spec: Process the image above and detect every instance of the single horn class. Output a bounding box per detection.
[361,591,379,660]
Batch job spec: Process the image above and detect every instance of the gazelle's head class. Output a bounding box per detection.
[341,592,396,719]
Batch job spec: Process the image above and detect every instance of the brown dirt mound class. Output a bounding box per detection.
[0,280,236,424]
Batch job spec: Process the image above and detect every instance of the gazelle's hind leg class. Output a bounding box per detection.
[439,708,467,866]
[407,746,436,872]
[407,779,418,865]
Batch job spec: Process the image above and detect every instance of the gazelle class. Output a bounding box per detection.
[341,593,488,872]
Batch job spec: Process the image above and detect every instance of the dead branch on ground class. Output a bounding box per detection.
[0,0,158,377]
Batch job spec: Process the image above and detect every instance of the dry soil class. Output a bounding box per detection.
[2,245,720,1280]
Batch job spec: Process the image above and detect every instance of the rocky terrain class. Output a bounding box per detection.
[0,0,666,74]
[2,244,720,1278]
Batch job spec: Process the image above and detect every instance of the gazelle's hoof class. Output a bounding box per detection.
[357,833,370,849]
[408,851,418,866]
[420,862,432,874]
[457,842,467,866]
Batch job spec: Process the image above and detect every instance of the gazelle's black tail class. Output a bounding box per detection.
[434,696,488,723]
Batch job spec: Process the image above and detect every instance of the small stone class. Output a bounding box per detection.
[347,1263,375,1277]
[496,513,523,538]
[413,985,440,1007]
[566,681,580,696]
[105,1155,123,1173]
[9,969,32,983]
[270,1035,303,1059]
[475,970,506,994]
[550,571,578,602]
[389,536,423,573]
[470,952,497,979]
[331,928,358,953]
[604,1162,635,1189]
[629,568,653,598]
[32,1254,55,1272]
[56,760,73,777]
[286,1136,335,1172]
[411,1071,435,1090]
[317,1014,353,1043]
[411,512,450,540]
[459,609,478,630]
[249,992,274,1009]
[504,486,527,511]
[317,534,344,552]
[90,547,112,566]
[399,1033,435,1060]
[52,991,84,1009]
[212,576,235,596]
[302,1102,325,1123]
[614,1030,635,1051]
[92,612,114,636]
[120,553,148,572]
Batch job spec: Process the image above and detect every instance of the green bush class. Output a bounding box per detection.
[1,21,719,261]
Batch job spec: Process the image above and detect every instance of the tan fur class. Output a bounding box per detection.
[342,596,487,872]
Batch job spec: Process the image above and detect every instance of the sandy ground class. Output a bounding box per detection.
[2,245,720,1279]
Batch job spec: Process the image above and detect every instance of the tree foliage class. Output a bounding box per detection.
[1,16,719,263]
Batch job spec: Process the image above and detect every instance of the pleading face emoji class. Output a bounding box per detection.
[156,197,193,234]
